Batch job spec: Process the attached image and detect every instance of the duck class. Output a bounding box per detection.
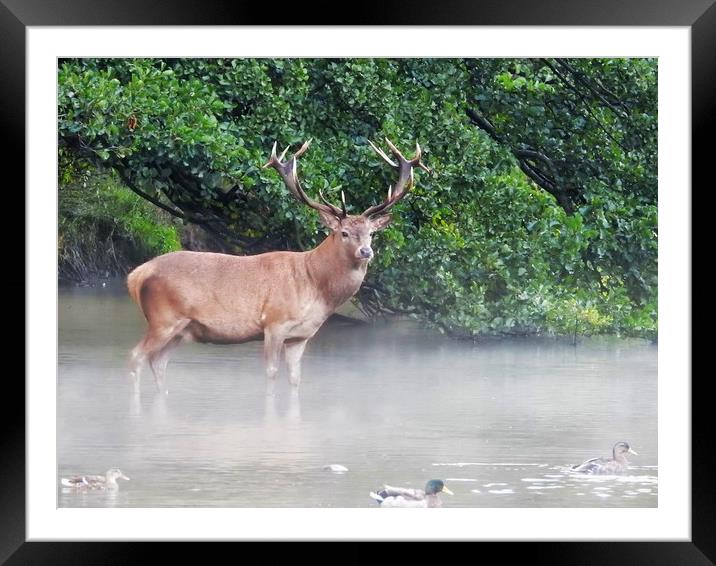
[60,468,130,490]
[570,442,638,475]
[369,479,454,507]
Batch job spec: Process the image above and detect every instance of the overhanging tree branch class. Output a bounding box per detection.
[466,108,576,213]
[115,167,187,220]
[542,58,630,153]
[116,165,266,249]
[466,108,500,141]
[555,58,629,118]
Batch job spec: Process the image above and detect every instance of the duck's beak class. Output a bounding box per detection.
[442,486,454,495]
[120,473,130,480]
[628,448,638,455]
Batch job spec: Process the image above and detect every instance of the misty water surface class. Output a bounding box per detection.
[58,282,657,508]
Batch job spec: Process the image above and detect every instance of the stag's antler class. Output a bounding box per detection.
[362,138,431,218]
[262,139,346,219]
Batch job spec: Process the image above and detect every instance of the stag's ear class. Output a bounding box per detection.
[318,210,342,231]
[370,214,393,231]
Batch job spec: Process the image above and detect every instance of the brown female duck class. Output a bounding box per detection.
[570,442,638,475]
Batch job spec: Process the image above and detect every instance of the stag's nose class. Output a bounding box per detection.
[359,247,373,259]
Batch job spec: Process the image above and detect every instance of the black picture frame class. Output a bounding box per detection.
[8,0,708,563]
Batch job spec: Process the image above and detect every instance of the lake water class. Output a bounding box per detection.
[58,282,657,508]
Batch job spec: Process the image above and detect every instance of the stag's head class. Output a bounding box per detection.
[262,138,430,264]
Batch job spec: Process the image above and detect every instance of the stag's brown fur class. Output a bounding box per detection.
[127,139,426,395]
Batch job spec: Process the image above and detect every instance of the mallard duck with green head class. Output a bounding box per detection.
[60,468,130,490]
[369,479,454,507]
[570,442,638,475]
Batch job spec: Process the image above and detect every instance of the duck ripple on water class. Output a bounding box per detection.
[369,479,454,508]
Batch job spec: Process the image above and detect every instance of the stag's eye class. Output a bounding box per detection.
[341,231,349,238]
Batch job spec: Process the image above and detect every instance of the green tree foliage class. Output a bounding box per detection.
[464,59,657,303]
[58,58,657,339]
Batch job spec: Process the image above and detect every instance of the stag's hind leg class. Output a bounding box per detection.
[148,334,184,395]
[129,341,148,394]
[129,319,190,394]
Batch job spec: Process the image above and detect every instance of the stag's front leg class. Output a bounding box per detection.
[263,328,285,396]
[284,339,309,389]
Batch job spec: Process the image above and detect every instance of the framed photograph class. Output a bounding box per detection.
[10,0,708,563]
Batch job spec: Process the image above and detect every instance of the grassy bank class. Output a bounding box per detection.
[59,172,182,283]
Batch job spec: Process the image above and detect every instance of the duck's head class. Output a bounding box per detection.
[425,479,454,496]
[107,468,130,481]
[613,442,638,458]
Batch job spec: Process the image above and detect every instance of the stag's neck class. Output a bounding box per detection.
[306,234,368,309]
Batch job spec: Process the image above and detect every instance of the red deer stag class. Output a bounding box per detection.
[126,138,429,395]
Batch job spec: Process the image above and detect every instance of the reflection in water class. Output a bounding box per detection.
[58,284,658,508]
[150,393,168,420]
[129,392,141,417]
[287,390,301,423]
[60,485,127,507]
[264,394,278,425]
[263,392,302,428]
